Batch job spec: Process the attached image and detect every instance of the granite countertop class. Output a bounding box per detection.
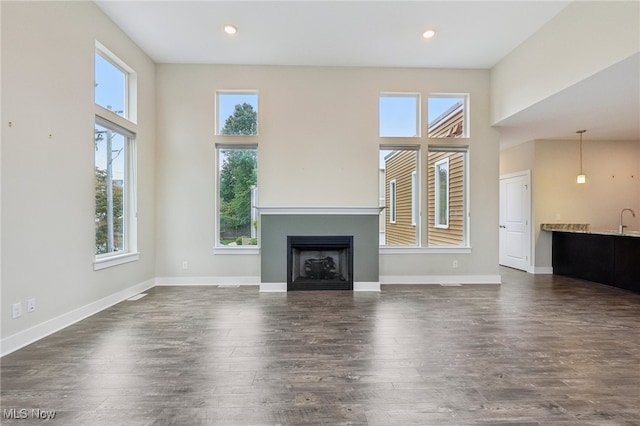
[541,223,640,237]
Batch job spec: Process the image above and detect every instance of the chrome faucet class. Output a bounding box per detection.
[619,208,636,234]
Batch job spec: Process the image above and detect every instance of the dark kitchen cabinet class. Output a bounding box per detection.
[552,231,639,293]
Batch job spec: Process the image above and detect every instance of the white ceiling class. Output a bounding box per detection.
[497,53,640,148]
[95,1,571,68]
[95,1,640,147]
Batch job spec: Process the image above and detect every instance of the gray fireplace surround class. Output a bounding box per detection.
[259,207,381,292]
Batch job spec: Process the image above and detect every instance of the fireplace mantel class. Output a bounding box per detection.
[257,206,384,216]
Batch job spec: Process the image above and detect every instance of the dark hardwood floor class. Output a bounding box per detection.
[2,268,639,425]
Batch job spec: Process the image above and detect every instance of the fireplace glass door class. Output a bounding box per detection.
[287,236,353,291]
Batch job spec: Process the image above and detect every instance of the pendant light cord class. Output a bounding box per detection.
[577,130,586,174]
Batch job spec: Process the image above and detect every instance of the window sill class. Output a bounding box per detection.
[94,252,140,270]
[380,246,471,255]
[213,247,260,255]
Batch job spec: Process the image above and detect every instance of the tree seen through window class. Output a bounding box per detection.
[217,102,258,246]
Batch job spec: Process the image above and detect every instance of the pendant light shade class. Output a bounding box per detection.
[576,130,586,184]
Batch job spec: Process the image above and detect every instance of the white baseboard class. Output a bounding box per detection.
[380,274,501,285]
[354,281,381,291]
[1,279,155,357]
[532,267,553,274]
[259,282,286,292]
[155,276,261,286]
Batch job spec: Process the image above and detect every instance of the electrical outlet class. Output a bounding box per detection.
[27,298,36,313]
[12,302,22,319]
[452,260,459,269]
[182,261,188,270]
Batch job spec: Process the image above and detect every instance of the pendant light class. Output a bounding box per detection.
[576,130,586,184]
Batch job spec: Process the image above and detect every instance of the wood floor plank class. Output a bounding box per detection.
[2,267,640,424]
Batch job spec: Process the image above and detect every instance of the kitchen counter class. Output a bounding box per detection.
[541,223,640,237]
[542,224,640,293]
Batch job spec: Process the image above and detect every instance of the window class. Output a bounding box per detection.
[380,145,467,249]
[411,171,417,226]
[94,43,137,269]
[428,146,468,247]
[389,179,397,224]
[94,119,135,256]
[434,158,449,228]
[95,44,134,120]
[216,91,259,136]
[380,147,418,246]
[427,94,468,138]
[216,145,258,247]
[379,93,420,137]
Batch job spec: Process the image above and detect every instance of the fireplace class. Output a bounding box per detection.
[287,235,353,291]
[259,209,381,292]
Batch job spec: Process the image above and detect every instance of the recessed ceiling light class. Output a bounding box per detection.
[422,29,436,39]
[224,24,237,35]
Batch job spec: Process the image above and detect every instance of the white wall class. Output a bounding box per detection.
[1,2,156,345]
[156,65,501,280]
[491,1,640,125]
[501,139,640,270]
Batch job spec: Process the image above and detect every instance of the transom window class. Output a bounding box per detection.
[379,93,420,137]
[428,94,468,138]
[95,43,134,120]
[216,91,259,136]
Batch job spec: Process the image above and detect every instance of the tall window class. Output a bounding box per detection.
[434,158,449,228]
[380,147,418,246]
[411,171,418,226]
[94,119,134,255]
[380,146,467,248]
[216,91,259,136]
[216,146,258,247]
[389,180,397,224]
[427,94,468,138]
[379,93,420,137]
[94,43,137,268]
[428,146,468,246]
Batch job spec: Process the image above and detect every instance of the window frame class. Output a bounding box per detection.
[93,42,138,270]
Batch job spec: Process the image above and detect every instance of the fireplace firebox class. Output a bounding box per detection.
[287,235,353,291]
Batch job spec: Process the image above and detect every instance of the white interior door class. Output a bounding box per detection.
[499,171,531,271]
